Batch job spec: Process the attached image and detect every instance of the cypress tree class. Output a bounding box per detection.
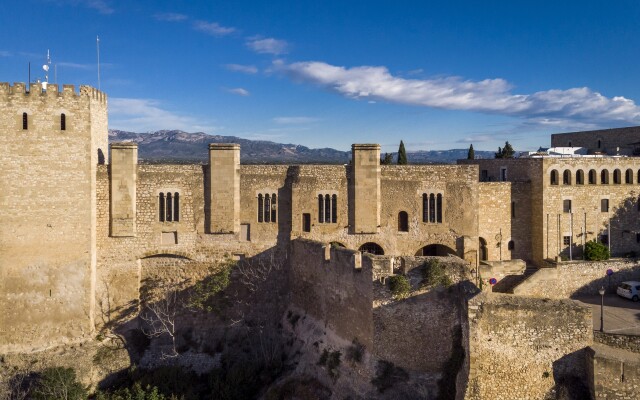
[467,144,475,160]
[381,153,393,165]
[397,140,408,165]
[502,141,515,158]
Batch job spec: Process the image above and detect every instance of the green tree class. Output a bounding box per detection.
[467,144,475,160]
[388,275,411,299]
[495,141,515,158]
[380,152,393,165]
[584,240,610,261]
[397,140,407,165]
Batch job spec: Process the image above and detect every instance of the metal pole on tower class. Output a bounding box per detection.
[97,35,101,90]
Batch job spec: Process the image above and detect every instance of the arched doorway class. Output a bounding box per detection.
[416,244,456,256]
[359,242,384,255]
[479,238,488,261]
[330,241,346,249]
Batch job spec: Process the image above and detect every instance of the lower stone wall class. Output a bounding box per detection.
[290,239,374,349]
[594,331,640,354]
[592,346,640,400]
[514,259,640,298]
[465,293,593,400]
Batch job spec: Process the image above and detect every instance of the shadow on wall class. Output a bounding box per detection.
[94,244,292,394]
[549,349,594,400]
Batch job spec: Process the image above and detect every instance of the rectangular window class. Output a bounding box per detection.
[563,199,572,213]
[511,201,516,218]
[240,224,250,241]
[302,213,311,232]
[481,170,488,182]
[563,236,571,246]
[600,234,609,246]
[500,167,507,182]
[601,198,609,212]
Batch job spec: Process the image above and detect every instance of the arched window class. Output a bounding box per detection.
[597,139,602,149]
[436,193,443,223]
[626,169,633,184]
[429,193,435,223]
[479,237,488,261]
[331,194,337,223]
[508,240,515,250]
[601,169,609,184]
[22,112,27,130]
[422,193,428,222]
[166,192,173,222]
[271,193,277,223]
[264,194,271,223]
[563,169,571,185]
[398,211,409,232]
[61,113,66,130]
[359,242,384,255]
[173,192,180,222]
[550,170,559,185]
[589,169,597,184]
[258,194,263,222]
[159,193,165,222]
[576,170,584,185]
[318,194,324,223]
[613,169,621,184]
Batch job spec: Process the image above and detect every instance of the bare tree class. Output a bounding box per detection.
[235,253,286,293]
[0,368,30,400]
[140,286,179,358]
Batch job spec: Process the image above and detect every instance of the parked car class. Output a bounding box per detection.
[617,281,640,301]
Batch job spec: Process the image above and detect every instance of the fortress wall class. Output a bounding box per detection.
[478,183,512,261]
[290,239,374,349]
[466,293,592,400]
[514,259,640,298]
[551,126,640,155]
[0,83,107,352]
[592,349,640,400]
[541,157,640,262]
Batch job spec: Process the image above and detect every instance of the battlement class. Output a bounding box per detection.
[0,82,107,104]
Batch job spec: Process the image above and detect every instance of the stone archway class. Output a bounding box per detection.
[359,242,384,255]
[416,244,456,256]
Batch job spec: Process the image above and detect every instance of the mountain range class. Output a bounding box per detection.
[108,130,496,164]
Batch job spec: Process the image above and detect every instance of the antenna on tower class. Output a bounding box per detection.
[96,36,101,90]
[42,49,51,90]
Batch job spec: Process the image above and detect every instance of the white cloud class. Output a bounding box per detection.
[193,20,236,36]
[49,0,114,14]
[0,51,11,57]
[228,88,250,96]
[272,116,318,124]
[109,98,215,133]
[456,134,495,143]
[279,60,640,126]
[225,64,258,74]
[57,62,94,70]
[154,12,188,22]
[246,37,288,55]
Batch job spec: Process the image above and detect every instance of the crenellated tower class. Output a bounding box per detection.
[0,82,108,352]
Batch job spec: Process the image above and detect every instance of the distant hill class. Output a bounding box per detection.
[108,130,495,164]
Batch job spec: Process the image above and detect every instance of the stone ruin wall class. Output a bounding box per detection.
[465,293,593,400]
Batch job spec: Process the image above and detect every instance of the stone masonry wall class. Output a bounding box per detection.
[514,259,640,298]
[592,345,640,400]
[551,126,640,155]
[466,293,593,400]
[289,239,374,349]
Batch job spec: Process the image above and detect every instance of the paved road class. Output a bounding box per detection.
[573,293,640,335]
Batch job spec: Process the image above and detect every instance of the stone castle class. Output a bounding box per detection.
[2,82,640,398]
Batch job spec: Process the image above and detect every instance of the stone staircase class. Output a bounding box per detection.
[491,265,539,293]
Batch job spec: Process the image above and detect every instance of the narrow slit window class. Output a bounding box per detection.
[318,194,324,223]
[422,193,428,222]
[511,201,516,218]
[258,194,263,222]
[576,170,584,185]
[173,192,180,222]
[61,113,66,130]
[436,193,443,223]
[264,194,271,223]
[22,112,27,130]
[159,193,165,222]
[271,193,277,223]
[331,194,337,223]
[166,192,173,222]
[429,193,435,223]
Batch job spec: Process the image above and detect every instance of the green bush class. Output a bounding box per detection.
[95,383,168,400]
[388,275,411,299]
[187,258,234,312]
[346,338,365,363]
[584,240,610,261]
[32,367,88,400]
[422,259,452,288]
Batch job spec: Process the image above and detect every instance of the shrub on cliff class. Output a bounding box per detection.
[32,367,88,400]
[388,275,411,299]
[584,240,610,261]
[422,259,452,288]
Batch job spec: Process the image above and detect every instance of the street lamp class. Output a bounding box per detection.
[599,286,605,332]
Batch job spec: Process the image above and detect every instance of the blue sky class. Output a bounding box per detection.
[2,0,640,153]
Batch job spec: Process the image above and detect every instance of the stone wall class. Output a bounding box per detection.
[594,331,640,354]
[289,239,374,349]
[465,293,593,400]
[0,82,107,352]
[514,259,640,298]
[551,126,640,155]
[592,344,640,400]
